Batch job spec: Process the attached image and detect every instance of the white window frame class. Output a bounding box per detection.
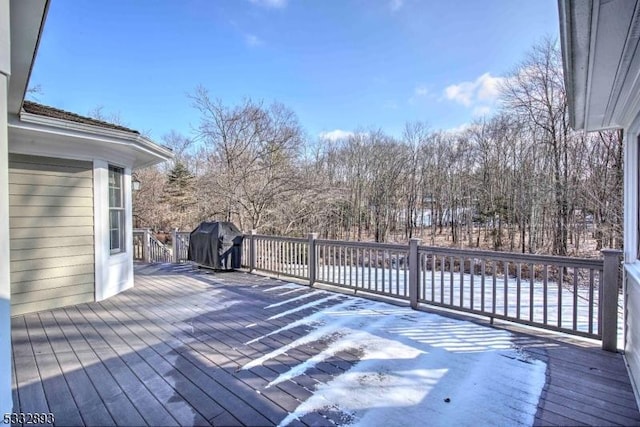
[109,165,125,254]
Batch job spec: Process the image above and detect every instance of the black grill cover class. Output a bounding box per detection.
[187,221,244,269]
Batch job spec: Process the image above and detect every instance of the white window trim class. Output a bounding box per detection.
[109,165,126,255]
[95,161,134,301]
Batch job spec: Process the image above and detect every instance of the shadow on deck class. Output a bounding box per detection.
[10,262,640,426]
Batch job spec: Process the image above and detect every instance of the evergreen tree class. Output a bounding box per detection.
[164,161,197,229]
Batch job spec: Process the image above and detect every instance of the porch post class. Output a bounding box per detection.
[143,228,151,263]
[172,228,178,263]
[409,238,421,309]
[308,233,318,286]
[0,0,11,414]
[602,249,623,352]
[249,229,257,273]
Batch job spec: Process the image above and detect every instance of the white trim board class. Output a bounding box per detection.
[94,162,134,301]
[8,113,172,169]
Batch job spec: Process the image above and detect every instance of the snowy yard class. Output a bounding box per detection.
[250,282,547,426]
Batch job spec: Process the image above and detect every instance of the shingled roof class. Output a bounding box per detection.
[22,101,140,134]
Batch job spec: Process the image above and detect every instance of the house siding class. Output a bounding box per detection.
[9,154,94,315]
[622,113,640,405]
[625,274,640,398]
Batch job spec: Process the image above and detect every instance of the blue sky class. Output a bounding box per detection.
[29,0,559,142]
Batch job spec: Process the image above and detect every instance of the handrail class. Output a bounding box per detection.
[240,231,622,350]
[133,229,172,263]
[147,229,623,350]
[415,245,611,341]
[252,234,307,244]
[316,238,408,251]
[172,230,190,263]
[418,245,604,269]
[132,230,144,261]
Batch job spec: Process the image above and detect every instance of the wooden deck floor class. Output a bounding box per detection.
[11,263,640,426]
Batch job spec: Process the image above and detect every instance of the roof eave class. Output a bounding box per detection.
[8,0,50,114]
[16,111,174,169]
[559,0,591,131]
[559,0,640,132]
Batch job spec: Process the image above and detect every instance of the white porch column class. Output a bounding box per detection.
[0,0,12,415]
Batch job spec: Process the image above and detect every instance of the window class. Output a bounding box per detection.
[109,166,125,254]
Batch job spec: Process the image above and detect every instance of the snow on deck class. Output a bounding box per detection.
[312,264,624,346]
[244,292,547,426]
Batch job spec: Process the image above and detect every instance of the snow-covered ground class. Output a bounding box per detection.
[245,286,547,426]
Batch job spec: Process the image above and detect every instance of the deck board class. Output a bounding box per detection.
[10,262,640,426]
[100,279,305,425]
[92,290,280,425]
[12,316,50,416]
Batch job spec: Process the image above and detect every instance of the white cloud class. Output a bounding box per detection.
[477,74,504,102]
[409,84,434,105]
[245,33,264,47]
[319,129,355,142]
[249,0,287,8]
[443,72,505,115]
[414,85,429,97]
[390,0,403,11]
[444,84,472,106]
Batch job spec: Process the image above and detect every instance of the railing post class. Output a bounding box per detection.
[143,228,151,263]
[601,249,622,352]
[249,229,257,273]
[172,228,179,263]
[308,233,318,286]
[409,238,421,309]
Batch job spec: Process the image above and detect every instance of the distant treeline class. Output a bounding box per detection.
[133,39,622,257]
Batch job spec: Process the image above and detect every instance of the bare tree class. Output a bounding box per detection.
[501,38,571,256]
[191,86,305,231]
[132,166,170,230]
[133,38,623,257]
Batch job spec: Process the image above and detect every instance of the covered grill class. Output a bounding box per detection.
[187,221,243,269]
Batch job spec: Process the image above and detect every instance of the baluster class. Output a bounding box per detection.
[529,263,534,322]
[492,260,497,315]
[449,256,454,306]
[459,256,464,308]
[589,268,595,334]
[469,258,474,310]
[375,249,379,292]
[573,267,578,331]
[440,255,445,304]
[504,260,509,317]
[396,251,400,296]
[558,265,564,328]
[481,260,486,312]
[431,253,436,302]
[543,264,548,325]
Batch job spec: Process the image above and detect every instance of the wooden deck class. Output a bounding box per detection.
[11,263,640,426]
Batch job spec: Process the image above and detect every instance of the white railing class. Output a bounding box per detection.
[172,231,191,263]
[132,229,172,263]
[415,245,610,341]
[243,232,622,351]
[315,239,409,299]
[246,234,309,280]
[137,228,622,350]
